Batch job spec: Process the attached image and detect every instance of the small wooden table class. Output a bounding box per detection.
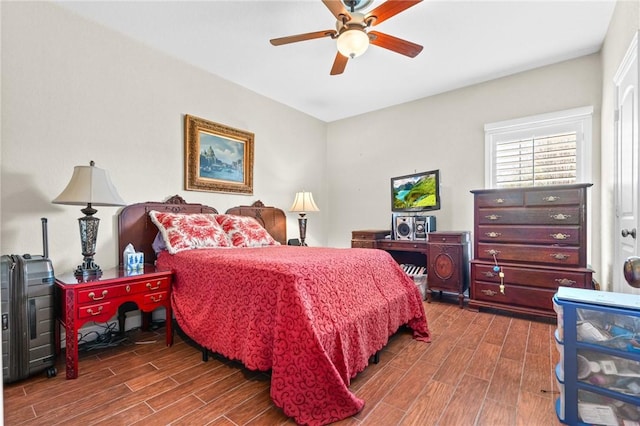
[55,265,173,379]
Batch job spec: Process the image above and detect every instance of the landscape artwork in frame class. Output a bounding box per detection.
[184,114,254,194]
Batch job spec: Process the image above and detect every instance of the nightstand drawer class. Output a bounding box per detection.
[78,287,121,303]
[78,301,113,320]
[141,291,169,308]
[127,277,170,294]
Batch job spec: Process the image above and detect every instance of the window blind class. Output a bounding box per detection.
[494,131,577,188]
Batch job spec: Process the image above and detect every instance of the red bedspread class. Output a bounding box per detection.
[157,246,430,425]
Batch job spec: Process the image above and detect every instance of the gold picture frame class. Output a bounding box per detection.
[184,114,254,194]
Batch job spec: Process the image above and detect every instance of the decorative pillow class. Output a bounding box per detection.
[148,211,231,254]
[215,214,280,247]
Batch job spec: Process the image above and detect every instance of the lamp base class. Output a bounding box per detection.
[74,258,102,278]
[297,215,308,247]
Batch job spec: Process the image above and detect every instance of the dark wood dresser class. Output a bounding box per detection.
[469,183,593,317]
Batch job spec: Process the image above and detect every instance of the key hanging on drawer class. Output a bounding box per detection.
[491,252,505,295]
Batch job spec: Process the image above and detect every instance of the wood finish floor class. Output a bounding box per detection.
[4,299,563,425]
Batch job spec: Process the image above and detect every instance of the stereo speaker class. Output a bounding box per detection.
[393,214,436,240]
[394,215,414,240]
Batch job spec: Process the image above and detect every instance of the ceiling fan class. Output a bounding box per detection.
[270,0,423,75]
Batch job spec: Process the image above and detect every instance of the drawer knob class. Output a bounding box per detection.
[485,232,502,238]
[146,281,161,291]
[87,306,103,316]
[482,271,496,278]
[485,214,501,221]
[543,195,560,202]
[88,290,108,301]
[126,285,131,293]
[151,295,164,303]
[550,213,571,221]
[550,253,570,261]
[485,249,500,256]
[494,198,505,204]
[550,233,570,240]
[481,289,498,296]
[555,278,577,286]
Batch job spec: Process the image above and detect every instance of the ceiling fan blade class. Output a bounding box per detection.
[330,52,348,75]
[364,0,422,26]
[270,29,337,46]
[322,0,351,22]
[369,31,423,57]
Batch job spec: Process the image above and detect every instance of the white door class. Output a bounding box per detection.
[614,32,640,294]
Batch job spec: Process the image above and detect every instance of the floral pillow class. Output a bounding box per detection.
[215,214,280,247]
[149,211,231,254]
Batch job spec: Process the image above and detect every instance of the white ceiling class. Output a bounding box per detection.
[56,0,616,122]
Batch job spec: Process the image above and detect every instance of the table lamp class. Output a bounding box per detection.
[290,191,319,246]
[53,161,125,277]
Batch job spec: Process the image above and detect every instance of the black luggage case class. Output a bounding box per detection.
[1,218,57,383]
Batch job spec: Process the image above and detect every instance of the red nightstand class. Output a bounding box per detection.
[55,265,173,379]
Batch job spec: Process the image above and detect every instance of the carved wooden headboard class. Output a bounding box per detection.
[117,195,287,265]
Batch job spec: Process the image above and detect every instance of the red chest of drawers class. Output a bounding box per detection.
[55,265,173,379]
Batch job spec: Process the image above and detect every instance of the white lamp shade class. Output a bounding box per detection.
[336,28,369,59]
[290,191,319,213]
[52,162,125,206]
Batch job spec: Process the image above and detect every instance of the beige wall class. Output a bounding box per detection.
[1,2,328,274]
[4,1,639,289]
[600,0,640,291]
[326,54,603,280]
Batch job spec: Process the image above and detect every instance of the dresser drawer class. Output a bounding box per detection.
[477,243,581,266]
[472,281,557,311]
[478,207,581,225]
[475,191,524,207]
[477,225,581,245]
[525,188,583,206]
[428,232,469,244]
[351,230,389,240]
[352,240,376,249]
[472,263,592,290]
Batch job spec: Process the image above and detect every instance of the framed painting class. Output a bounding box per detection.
[184,114,254,194]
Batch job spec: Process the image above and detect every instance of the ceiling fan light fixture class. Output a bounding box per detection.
[336,28,369,59]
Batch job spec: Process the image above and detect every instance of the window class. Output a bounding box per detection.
[485,106,593,188]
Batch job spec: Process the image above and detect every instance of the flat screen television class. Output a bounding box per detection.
[391,169,441,212]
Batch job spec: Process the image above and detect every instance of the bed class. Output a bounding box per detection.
[118,196,430,425]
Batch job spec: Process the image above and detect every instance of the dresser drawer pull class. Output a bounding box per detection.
[555,278,577,286]
[485,214,501,221]
[126,285,131,293]
[87,306,103,316]
[482,271,496,278]
[543,195,560,202]
[494,198,505,204]
[550,213,571,221]
[88,290,108,301]
[485,249,500,256]
[550,253,570,261]
[485,232,502,238]
[481,289,498,296]
[146,281,162,291]
[550,233,570,240]
[150,295,164,303]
